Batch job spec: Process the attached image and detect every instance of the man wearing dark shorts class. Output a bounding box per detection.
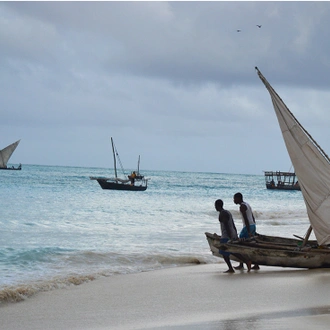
[215,199,238,273]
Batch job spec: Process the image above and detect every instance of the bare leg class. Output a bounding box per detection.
[223,256,235,273]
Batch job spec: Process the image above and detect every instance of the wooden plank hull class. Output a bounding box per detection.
[254,233,317,246]
[205,232,330,269]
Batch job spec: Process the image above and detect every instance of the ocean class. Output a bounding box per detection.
[0,165,310,303]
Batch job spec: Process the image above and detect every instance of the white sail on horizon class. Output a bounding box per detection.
[256,67,330,245]
[0,140,20,168]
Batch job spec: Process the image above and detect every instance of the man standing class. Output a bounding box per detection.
[129,171,136,185]
[214,199,238,273]
[233,192,260,271]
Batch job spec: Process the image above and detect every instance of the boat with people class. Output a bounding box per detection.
[90,137,148,191]
[264,171,300,190]
[0,140,22,170]
[205,67,330,268]
[205,231,329,268]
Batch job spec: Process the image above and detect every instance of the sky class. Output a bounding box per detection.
[1,1,330,175]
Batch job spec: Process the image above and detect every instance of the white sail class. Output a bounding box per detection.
[0,140,20,168]
[256,67,330,245]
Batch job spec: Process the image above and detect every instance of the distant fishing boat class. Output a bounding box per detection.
[264,171,300,190]
[90,137,148,191]
[0,140,22,170]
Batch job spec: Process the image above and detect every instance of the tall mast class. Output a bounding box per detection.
[137,155,140,175]
[111,137,117,178]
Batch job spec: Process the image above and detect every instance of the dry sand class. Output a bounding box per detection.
[1,263,330,329]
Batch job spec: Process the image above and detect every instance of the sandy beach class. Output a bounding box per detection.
[1,263,330,330]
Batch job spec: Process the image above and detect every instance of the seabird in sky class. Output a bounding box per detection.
[256,25,262,28]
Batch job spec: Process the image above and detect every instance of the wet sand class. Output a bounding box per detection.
[1,263,330,329]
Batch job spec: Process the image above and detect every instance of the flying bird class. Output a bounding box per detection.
[256,25,262,28]
[236,29,241,32]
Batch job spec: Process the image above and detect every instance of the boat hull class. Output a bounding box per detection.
[254,233,317,246]
[0,167,21,170]
[266,183,300,190]
[96,179,147,191]
[205,232,330,269]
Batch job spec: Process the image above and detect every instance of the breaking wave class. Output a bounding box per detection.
[0,252,217,304]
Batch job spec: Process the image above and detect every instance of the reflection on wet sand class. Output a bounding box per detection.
[166,306,330,330]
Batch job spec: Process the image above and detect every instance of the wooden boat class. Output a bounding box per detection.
[0,140,21,170]
[90,137,148,191]
[205,232,330,268]
[264,171,300,190]
[205,67,330,268]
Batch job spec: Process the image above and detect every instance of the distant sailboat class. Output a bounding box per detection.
[90,137,148,191]
[0,140,21,170]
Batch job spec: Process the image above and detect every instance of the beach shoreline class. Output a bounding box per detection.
[1,263,330,329]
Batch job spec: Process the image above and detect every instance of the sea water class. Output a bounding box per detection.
[0,165,309,302]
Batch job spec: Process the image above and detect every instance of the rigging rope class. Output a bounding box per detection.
[114,144,126,177]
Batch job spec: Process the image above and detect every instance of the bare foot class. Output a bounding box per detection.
[246,261,252,272]
[224,269,235,273]
[234,265,244,270]
[252,265,260,270]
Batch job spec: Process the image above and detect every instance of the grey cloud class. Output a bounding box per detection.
[1,2,330,174]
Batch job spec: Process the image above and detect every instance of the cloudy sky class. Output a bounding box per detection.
[1,1,330,174]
